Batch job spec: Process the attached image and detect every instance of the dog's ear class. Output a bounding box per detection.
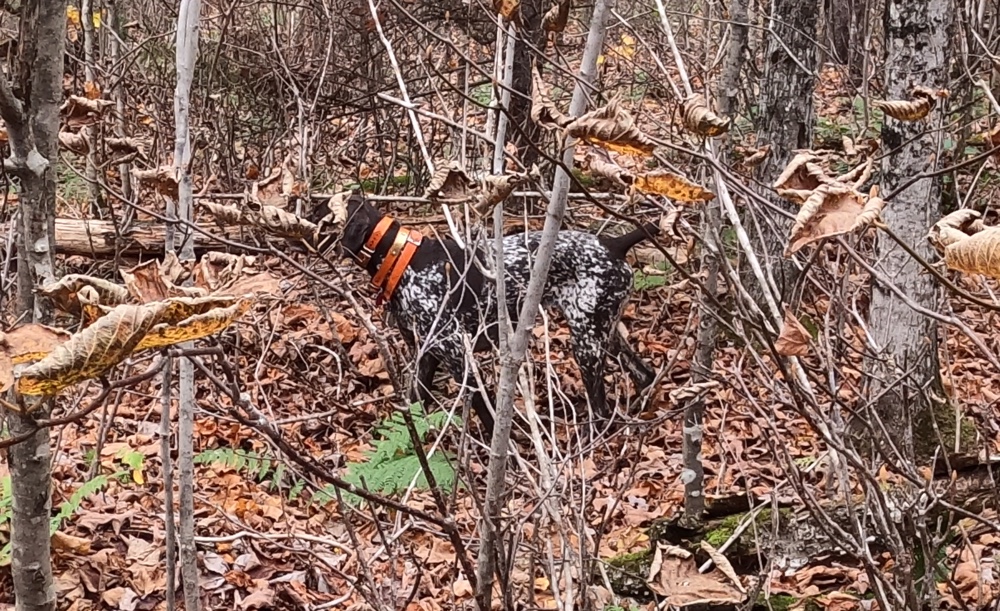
[340,193,383,259]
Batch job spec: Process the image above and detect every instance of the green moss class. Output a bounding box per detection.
[570,167,598,189]
[603,548,654,598]
[704,508,792,549]
[754,593,822,611]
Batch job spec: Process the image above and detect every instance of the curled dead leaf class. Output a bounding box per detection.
[105,137,147,157]
[473,172,530,216]
[200,200,317,240]
[132,166,179,199]
[742,144,771,167]
[772,151,831,193]
[0,324,72,392]
[59,127,91,156]
[587,154,634,187]
[873,86,949,122]
[928,209,985,250]
[634,170,715,203]
[938,226,1000,279]
[785,182,885,255]
[120,257,205,304]
[681,94,730,138]
[541,0,570,32]
[564,99,655,156]
[423,162,476,202]
[60,95,114,128]
[531,68,571,130]
[16,296,251,396]
[37,274,131,315]
[775,307,811,357]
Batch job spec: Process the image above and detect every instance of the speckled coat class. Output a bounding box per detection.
[330,195,657,435]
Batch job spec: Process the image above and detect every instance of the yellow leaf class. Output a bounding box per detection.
[132,469,145,485]
[66,5,81,26]
[134,298,252,351]
[92,10,101,28]
[633,170,715,202]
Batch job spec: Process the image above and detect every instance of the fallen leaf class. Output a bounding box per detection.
[775,307,811,357]
[541,0,570,32]
[51,530,92,555]
[493,0,518,19]
[564,99,656,156]
[785,183,885,255]
[423,162,476,202]
[37,274,131,315]
[645,543,745,606]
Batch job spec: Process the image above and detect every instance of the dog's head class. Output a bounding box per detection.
[310,191,384,261]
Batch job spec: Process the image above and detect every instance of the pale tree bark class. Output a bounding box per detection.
[80,0,103,214]
[473,0,612,607]
[866,0,952,463]
[752,0,819,301]
[2,0,67,609]
[173,0,203,609]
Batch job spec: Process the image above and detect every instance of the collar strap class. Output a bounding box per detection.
[356,216,394,267]
[372,228,423,303]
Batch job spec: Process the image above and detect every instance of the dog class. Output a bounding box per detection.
[314,193,657,436]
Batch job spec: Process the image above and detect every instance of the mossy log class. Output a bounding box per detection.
[602,461,1000,601]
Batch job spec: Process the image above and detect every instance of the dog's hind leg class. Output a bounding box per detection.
[411,352,440,406]
[611,331,656,391]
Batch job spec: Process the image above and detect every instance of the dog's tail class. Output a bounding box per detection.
[601,223,659,259]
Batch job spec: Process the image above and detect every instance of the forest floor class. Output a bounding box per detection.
[2,65,1000,611]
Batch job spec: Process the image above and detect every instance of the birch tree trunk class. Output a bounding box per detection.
[865,0,952,462]
[1,0,67,608]
[752,0,818,300]
[173,0,203,608]
[473,1,612,607]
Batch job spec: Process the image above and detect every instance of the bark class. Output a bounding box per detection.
[80,0,103,215]
[473,1,612,607]
[109,0,134,217]
[865,0,952,463]
[507,0,544,170]
[0,218,253,257]
[3,0,67,609]
[173,0,203,609]
[752,0,819,301]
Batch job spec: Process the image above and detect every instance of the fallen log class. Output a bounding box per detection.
[4,218,287,257]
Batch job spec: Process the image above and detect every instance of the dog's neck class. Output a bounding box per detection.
[354,215,403,276]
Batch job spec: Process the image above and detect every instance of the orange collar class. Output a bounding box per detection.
[356,216,394,268]
[359,216,423,304]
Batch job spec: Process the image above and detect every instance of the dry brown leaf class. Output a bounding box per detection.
[531,68,571,130]
[473,172,530,215]
[132,166,179,199]
[52,530,92,555]
[775,306,811,357]
[634,170,715,203]
[37,274,131,315]
[928,209,985,250]
[564,100,656,156]
[772,151,831,193]
[682,94,731,137]
[120,258,204,304]
[60,95,114,128]
[785,183,885,255]
[16,304,161,396]
[873,86,949,122]
[698,541,745,594]
[59,128,90,155]
[423,162,476,202]
[645,543,745,606]
[941,227,1000,279]
[742,144,771,167]
[105,137,147,156]
[83,81,101,100]
[200,200,318,240]
[587,154,634,186]
[541,0,570,32]
[493,0,519,19]
[16,296,251,396]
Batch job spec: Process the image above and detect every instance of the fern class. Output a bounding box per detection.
[339,403,460,506]
[0,474,110,566]
[194,447,276,483]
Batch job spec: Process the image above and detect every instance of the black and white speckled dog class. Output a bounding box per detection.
[316,193,657,435]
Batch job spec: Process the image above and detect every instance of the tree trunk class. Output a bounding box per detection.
[3,0,67,609]
[473,1,612,607]
[752,0,818,301]
[865,0,952,463]
[508,0,544,171]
